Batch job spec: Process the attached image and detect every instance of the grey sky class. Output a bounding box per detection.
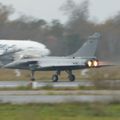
[0,0,120,23]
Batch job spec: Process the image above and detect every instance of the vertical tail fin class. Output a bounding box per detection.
[70,32,101,57]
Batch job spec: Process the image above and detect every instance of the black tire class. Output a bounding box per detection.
[31,78,35,81]
[68,74,75,82]
[52,75,58,82]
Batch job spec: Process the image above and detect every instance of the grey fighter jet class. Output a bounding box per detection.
[3,33,105,82]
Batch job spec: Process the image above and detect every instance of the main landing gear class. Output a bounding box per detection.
[52,71,60,82]
[66,70,75,82]
[52,70,75,82]
[30,70,76,82]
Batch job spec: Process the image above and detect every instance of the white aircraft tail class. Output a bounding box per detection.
[70,32,101,57]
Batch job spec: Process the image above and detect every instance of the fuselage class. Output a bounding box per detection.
[36,56,88,71]
[4,56,95,71]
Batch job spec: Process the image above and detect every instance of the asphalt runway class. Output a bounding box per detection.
[0,90,119,104]
[0,80,119,88]
[0,80,93,88]
[0,80,119,104]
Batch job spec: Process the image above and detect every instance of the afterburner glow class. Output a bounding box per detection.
[86,59,99,68]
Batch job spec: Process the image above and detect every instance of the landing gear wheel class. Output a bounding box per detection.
[52,75,58,82]
[68,74,75,82]
[31,78,35,81]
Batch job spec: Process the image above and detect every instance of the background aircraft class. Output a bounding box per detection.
[0,40,50,67]
[1,33,105,82]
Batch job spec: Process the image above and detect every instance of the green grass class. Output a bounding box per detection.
[0,85,97,91]
[0,103,120,120]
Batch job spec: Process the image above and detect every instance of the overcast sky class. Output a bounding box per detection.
[0,0,120,23]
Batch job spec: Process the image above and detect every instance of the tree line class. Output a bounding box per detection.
[0,0,120,61]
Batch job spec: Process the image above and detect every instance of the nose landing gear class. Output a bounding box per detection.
[31,71,35,81]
